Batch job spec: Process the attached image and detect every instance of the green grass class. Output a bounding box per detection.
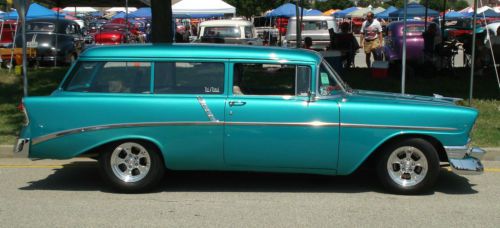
[0,67,68,145]
[0,66,499,146]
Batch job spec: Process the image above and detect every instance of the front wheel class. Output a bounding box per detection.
[99,141,165,193]
[376,138,440,194]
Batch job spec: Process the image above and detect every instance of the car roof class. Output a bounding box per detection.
[289,16,333,21]
[80,43,322,63]
[199,19,253,27]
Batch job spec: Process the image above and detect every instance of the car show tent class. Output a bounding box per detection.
[3,3,59,20]
[463,9,500,18]
[333,7,358,18]
[172,0,235,16]
[62,7,98,12]
[266,3,322,17]
[375,6,398,19]
[444,10,465,19]
[388,3,439,18]
[129,7,152,18]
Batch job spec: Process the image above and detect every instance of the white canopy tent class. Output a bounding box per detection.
[106,7,138,12]
[172,0,235,15]
[62,7,98,13]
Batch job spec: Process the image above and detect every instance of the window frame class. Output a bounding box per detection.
[229,61,313,98]
[60,60,154,94]
[152,60,227,96]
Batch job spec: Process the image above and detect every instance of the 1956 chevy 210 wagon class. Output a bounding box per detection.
[15,44,485,194]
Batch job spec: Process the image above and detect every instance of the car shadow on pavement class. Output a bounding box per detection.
[19,162,477,195]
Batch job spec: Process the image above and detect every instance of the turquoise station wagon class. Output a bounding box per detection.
[15,44,485,194]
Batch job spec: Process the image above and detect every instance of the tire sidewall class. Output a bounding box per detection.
[377,138,440,194]
[99,140,165,193]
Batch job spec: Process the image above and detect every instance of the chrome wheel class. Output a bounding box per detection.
[110,142,151,183]
[386,146,428,187]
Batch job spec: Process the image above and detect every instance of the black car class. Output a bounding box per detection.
[15,18,84,65]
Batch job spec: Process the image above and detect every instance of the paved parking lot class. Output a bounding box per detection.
[0,158,499,227]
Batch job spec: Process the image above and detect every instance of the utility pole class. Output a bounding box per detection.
[151,0,173,43]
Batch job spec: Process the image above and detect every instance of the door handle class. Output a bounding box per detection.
[229,101,246,107]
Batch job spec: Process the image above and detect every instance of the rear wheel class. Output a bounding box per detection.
[99,141,165,193]
[376,138,440,194]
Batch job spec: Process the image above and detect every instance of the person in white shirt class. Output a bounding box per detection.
[360,12,383,68]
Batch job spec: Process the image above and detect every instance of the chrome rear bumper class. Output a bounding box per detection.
[445,145,485,175]
[14,138,30,157]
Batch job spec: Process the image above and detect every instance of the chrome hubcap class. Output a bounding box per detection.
[110,142,151,183]
[387,146,428,187]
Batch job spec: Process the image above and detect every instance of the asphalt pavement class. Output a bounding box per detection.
[0,157,499,227]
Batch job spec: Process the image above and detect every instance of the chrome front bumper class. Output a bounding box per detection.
[445,144,485,175]
[14,138,30,157]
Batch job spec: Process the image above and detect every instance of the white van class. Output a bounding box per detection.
[285,16,339,50]
[197,19,263,45]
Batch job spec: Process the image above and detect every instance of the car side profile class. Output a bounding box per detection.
[15,44,485,194]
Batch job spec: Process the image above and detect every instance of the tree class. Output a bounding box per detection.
[314,0,355,12]
[224,0,291,18]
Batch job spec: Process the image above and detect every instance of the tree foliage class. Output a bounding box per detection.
[225,0,314,18]
[314,0,355,12]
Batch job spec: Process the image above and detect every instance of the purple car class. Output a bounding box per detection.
[384,21,440,62]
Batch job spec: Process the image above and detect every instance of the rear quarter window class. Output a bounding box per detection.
[63,61,151,94]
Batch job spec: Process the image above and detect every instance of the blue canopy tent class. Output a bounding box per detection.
[388,3,439,18]
[444,11,465,19]
[463,9,500,18]
[333,7,358,18]
[90,11,103,17]
[376,6,398,19]
[266,3,321,17]
[3,3,59,20]
[129,7,151,18]
[111,12,127,19]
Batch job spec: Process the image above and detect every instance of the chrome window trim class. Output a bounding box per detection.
[31,121,457,146]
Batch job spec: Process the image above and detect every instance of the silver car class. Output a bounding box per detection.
[285,16,339,50]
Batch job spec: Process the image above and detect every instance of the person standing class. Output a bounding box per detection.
[360,12,383,68]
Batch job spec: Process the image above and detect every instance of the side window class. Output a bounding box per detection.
[318,62,342,96]
[65,25,76,35]
[233,63,310,96]
[63,61,151,93]
[244,26,253,38]
[154,62,224,94]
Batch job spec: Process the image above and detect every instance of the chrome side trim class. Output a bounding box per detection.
[31,121,457,146]
[197,96,218,122]
[225,121,339,127]
[341,123,457,131]
[31,122,223,145]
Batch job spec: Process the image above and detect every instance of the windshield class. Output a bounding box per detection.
[27,22,55,32]
[203,26,241,38]
[318,60,350,96]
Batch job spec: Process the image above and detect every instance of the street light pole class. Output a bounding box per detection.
[469,0,478,105]
[401,0,408,94]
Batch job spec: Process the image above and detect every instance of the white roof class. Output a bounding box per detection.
[62,7,98,12]
[200,19,252,27]
[106,7,137,12]
[173,0,235,14]
[289,16,334,21]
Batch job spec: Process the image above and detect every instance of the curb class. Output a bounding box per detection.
[2,144,500,160]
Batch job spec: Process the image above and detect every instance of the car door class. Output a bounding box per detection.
[224,61,340,170]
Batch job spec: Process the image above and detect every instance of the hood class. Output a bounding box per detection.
[349,90,462,106]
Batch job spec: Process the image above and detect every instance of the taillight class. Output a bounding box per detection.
[18,100,29,126]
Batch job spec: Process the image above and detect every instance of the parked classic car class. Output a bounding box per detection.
[384,21,440,62]
[197,19,262,45]
[14,18,84,65]
[15,44,485,194]
[0,20,17,48]
[284,16,339,50]
[94,23,131,45]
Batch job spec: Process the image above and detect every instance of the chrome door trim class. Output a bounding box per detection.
[225,121,339,127]
[340,123,457,131]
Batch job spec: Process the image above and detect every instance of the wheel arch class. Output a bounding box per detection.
[79,135,168,167]
[356,133,447,171]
